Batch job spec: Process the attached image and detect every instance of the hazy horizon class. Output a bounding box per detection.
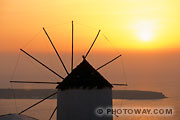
[1,50,179,98]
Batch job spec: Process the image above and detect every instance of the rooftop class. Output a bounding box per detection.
[57,59,113,90]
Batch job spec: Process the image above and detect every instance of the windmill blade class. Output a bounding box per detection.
[20,49,64,80]
[85,30,101,58]
[19,92,57,115]
[49,106,57,120]
[96,54,122,70]
[71,21,74,72]
[10,81,60,84]
[112,84,128,86]
[43,27,69,75]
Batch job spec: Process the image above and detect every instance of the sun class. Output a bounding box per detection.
[138,29,153,42]
[135,21,156,42]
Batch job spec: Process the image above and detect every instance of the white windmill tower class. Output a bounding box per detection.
[10,21,127,120]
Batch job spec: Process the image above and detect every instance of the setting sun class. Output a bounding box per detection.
[136,21,155,42]
[138,29,153,42]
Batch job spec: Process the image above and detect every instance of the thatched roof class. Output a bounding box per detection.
[57,59,112,90]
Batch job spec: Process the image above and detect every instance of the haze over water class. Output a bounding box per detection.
[0,88,180,120]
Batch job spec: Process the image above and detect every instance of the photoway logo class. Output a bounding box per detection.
[96,107,174,117]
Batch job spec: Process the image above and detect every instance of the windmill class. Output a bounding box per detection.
[10,21,128,120]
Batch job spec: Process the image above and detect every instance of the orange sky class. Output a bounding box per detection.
[0,0,180,89]
[1,0,180,53]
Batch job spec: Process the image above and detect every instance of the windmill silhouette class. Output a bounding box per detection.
[10,21,127,120]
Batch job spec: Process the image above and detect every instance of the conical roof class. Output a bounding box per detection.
[57,59,112,90]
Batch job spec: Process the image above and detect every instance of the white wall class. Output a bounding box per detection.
[57,88,112,120]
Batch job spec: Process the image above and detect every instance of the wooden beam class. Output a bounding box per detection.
[20,49,64,80]
[96,54,122,70]
[19,92,57,114]
[10,81,60,84]
[43,27,69,75]
[85,30,101,58]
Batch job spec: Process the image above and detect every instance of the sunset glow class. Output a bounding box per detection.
[0,0,180,52]
[0,1,180,119]
[136,21,155,42]
[138,30,152,42]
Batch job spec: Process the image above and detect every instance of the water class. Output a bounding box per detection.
[113,98,180,120]
[0,99,56,120]
[1,78,180,120]
[0,98,179,120]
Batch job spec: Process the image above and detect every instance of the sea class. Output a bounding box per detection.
[0,85,180,120]
[0,97,179,120]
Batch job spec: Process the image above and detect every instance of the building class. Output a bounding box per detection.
[56,58,113,120]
